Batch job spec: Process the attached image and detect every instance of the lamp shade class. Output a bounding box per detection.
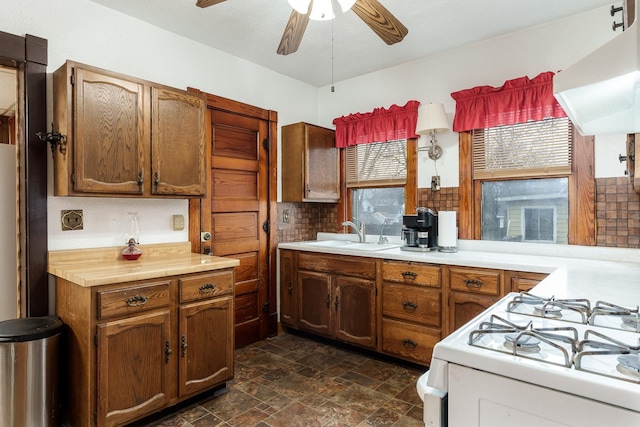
[416,103,450,135]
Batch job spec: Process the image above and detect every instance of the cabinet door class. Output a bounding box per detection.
[96,310,171,427]
[335,276,376,349]
[298,270,332,337]
[305,125,339,202]
[505,271,548,293]
[179,296,234,397]
[74,67,145,194]
[151,86,207,196]
[448,293,497,335]
[279,250,296,327]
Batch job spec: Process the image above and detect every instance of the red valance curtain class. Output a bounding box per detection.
[332,100,420,148]
[450,71,566,133]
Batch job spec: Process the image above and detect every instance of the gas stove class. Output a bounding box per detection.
[421,292,640,426]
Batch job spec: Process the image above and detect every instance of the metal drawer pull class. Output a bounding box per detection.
[199,283,217,293]
[402,339,418,349]
[165,340,172,363]
[402,301,417,312]
[464,278,483,288]
[335,296,339,311]
[401,271,417,280]
[181,335,188,357]
[125,295,148,307]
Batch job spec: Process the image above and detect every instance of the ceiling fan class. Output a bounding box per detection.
[196,0,408,55]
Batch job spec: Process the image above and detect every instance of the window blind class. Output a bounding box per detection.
[346,140,407,188]
[472,117,573,179]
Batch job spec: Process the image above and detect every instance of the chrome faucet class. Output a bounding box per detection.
[372,212,389,244]
[341,218,365,242]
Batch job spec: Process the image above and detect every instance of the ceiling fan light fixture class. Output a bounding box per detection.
[287,0,311,14]
[309,0,335,21]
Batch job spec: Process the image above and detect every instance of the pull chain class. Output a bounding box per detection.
[331,18,335,92]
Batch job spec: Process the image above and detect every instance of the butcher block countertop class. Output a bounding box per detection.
[48,242,239,287]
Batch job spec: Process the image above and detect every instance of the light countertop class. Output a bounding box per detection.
[48,242,239,287]
[279,234,640,306]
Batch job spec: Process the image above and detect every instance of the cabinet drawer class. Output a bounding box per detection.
[448,267,502,296]
[98,281,170,320]
[382,318,440,365]
[382,283,440,327]
[382,261,440,288]
[298,253,377,280]
[179,270,233,303]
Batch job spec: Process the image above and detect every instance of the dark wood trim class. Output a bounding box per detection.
[1,31,48,316]
[405,138,417,214]
[267,110,279,337]
[459,127,596,245]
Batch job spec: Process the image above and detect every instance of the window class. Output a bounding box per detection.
[481,178,567,244]
[346,140,410,238]
[475,117,571,244]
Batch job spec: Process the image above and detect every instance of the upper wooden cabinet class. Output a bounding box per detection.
[626,133,639,192]
[53,61,207,198]
[281,122,340,203]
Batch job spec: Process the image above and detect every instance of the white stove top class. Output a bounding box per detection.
[427,293,640,413]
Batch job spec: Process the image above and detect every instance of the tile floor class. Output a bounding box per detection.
[140,330,425,426]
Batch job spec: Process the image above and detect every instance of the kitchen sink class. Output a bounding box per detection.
[303,240,400,251]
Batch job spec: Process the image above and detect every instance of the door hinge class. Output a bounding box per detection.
[262,301,270,313]
[70,74,75,85]
[262,220,270,233]
[262,137,270,151]
[94,411,97,424]
[94,333,98,347]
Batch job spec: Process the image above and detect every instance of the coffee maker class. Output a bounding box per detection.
[401,207,438,251]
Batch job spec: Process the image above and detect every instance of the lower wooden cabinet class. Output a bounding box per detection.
[279,250,297,327]
[292,252,377,350]
[56,269,234,427]
[505,270,548,293]
[381,260,442,364]
[445,266,504,336]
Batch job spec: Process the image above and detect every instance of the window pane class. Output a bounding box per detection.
[351,187,404,238]
[481,178,567,244]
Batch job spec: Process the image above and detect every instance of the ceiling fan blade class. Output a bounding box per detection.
[196,0,226,8]
[277,9,310,55]
[351,0,408,45]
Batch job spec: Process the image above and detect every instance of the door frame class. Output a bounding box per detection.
[0,31,48,316]
[187,90,279,337]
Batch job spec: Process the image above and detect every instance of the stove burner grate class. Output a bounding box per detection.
[575,329,640,383]
[617,355,640,379]
[504,333,541,353]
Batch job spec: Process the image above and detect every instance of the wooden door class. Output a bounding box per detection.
[96,310,171,427]
[334,275,376,349]
[298,270,332,337]
[151,86,207,196]
[178,296,234,397]
[204,108,269,348]
[73,67,145,194]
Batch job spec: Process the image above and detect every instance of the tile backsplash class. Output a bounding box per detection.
[277,180,639,249]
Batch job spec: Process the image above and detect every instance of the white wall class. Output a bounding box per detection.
[1,1,628,250]
[317,6,628,187]
[1,0,319,250]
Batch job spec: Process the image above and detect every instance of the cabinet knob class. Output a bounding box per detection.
[402,339,418,349]
[464,278,483,289]
[334,295,339,311]
[199,283,217,293]
[165,340,172,363]
[402,301,418,312]
[288,282,293,294]
[154,172,160,186]
[326,294,330,308]
[181,335,188,357]
[125,295,148,307]
[401,271,417,280]
[137,172,144,186]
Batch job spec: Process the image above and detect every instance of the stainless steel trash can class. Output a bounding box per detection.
[0,316,63,427]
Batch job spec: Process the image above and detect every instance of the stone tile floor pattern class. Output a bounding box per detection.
[139,330,424,426]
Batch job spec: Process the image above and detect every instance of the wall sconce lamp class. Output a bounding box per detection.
[416,103,450,160]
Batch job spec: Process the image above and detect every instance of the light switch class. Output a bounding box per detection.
[172,214,185,231]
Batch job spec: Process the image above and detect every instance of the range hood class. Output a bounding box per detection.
[554,0,640,135]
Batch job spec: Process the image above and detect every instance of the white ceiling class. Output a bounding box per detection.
[86,0,616,87]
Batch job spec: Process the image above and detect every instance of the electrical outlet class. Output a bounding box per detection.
[61,210,83,231]
[172,214,185,231]
[431,176,441,191]
[282,209,290,223]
